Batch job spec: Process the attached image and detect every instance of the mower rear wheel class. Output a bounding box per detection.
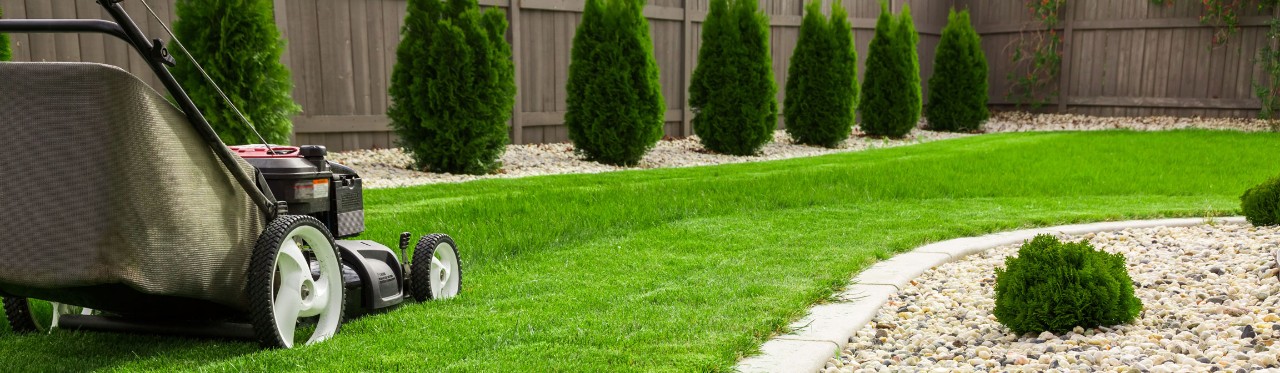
[3,297,94,334]
[409,234,462,302]
[247,215,345,348]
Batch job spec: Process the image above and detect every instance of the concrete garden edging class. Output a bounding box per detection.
[735,216,1248,373]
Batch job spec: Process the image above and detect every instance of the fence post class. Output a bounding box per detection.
[510,0,524,144]
[1057,1,1072,113]
[682,0,694,137]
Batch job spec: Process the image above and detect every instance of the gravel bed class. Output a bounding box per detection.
[982,112,1274,133]
[330,112,1274,189]
[825,223,1280,373]
[331,129,967,189]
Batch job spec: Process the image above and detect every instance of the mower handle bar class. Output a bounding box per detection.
[0,0,279,219]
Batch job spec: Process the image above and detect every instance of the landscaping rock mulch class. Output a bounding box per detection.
[981,112,1273,133]
[824,223,1280,373]
[330,129,966,189]
[330,112,1275,189]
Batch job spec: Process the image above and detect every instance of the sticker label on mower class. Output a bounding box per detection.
[295,179,330,199]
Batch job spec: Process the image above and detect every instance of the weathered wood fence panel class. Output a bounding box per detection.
[3,0,1274,150]
[0,0,956,150]
[963,0,1273,118]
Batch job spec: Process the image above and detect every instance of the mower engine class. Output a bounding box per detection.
[230,144,406,315]
[230,145,364,237]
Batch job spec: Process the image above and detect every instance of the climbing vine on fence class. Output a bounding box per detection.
[1149,0,1279,46]
[1256,18,1280,128]
[1005,0,1065,108]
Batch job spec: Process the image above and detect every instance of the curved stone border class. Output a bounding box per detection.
[734,216,1248,373]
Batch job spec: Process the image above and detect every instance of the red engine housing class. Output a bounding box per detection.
[229,145,303,158]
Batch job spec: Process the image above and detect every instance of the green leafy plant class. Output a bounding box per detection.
[388,0,516,175]
[1241,176,1280,226]
[170,0,299,145]
[859,1,918,138]
[994,234,1143,335]
[783,0,858,148]
[689,0,777,156]
[1151,0,1280,46]
[896,4,921,128]
[926,8,989,132]
[1005,0,1063,109]
[0,5,10,62]
[1257,18,1280,130]
[564,0,665,166]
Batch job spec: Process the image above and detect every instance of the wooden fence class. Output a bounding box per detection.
[2,0,1276,150]
[966,0,1277,118]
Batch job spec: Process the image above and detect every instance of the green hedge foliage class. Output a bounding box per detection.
[171,0,298,145]
[896,4,921,128]
[389,0,516,175]
[783,0,858,148]
[564,0,666,166]
[1242,176,1280,226]
[859,1,919,138]
[0,6,10,62]
[994,234,1143,335]
[925,8,989,132]
[689,0,777,156]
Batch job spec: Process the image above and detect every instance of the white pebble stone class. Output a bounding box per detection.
[824,225,1280,373]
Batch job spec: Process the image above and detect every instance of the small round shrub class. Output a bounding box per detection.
[1241,176,1280,226]
[993,234,1143,335]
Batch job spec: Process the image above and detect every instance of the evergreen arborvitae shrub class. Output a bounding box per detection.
[0,6,10,62]
[859,1,916,138]
[689,0,777,156]
[1241,176,1280,226]
[783,0,858,148]
[564,0,665,166]
[171,0,298,145]
[993,234,1143,335]
[895,4,921,128]
[925,8,989,132]
[389,0,515,175]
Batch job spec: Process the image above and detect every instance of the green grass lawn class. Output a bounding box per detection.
[1,131,1277,372]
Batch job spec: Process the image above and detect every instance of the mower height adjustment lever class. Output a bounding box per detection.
[399,232,412,262]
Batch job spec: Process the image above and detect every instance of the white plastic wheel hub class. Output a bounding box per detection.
[272,225,343,348]
[47,302,92,331]
[430,242,460,299]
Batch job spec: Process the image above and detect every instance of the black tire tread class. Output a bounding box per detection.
[2,297,38,333]
[247,215,345,348]
[409,234,462,302]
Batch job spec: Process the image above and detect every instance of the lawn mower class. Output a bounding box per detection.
[0,0,461,348]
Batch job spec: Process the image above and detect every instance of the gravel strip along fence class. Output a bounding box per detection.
[826,223,1280,373]
[329,112,1274,189]
[330,130,966,189]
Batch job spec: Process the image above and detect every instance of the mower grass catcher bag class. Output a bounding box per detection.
[0,62,265,315]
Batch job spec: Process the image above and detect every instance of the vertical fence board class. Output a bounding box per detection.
[350,0,371,115]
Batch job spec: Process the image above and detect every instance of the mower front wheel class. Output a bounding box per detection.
[409,234,462,302]
[3,297,94,334]
[247,215,346,348]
